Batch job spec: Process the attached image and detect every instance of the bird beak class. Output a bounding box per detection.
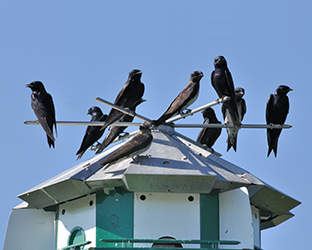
[288,88,293,92]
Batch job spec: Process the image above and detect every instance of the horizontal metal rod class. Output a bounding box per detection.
[99,238,240,245]
[165,96,230,124]
[24,120,292,129]
[95,97,152,123]
[24,120,106,126]
[173,124,292,129]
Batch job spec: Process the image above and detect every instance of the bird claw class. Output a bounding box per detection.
[132,154,151,163]
[90,142,101,151]
[118,132,129,140]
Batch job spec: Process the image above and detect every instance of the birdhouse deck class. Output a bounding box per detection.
[4,125,300,250]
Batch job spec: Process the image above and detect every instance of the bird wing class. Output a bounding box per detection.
[100,114,134,151]
[45,93,57,136]
[224,69,236,100]
[266,94,274,124]
[99,133,153,166]
[165,81,198,115]
[221,103,226,120]
[241,99,247,120]
[31,93,55,141]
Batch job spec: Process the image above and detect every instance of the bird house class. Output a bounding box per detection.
[4,125,300,250]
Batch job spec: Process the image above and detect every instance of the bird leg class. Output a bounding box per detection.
[180,109,192,117]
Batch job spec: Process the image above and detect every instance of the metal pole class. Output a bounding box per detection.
[23,120,106,126]
[24,120,292,129]
[172,124,292,129]
[95,97,153,123]
[165,96,230,124]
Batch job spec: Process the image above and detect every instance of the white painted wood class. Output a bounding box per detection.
[4,208,55,250]
[134,192,200,248]
[57,194,96,249]
[251,206,261,248]
[219,187,254,249]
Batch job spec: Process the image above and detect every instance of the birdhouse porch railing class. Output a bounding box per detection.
[61,238,263,250]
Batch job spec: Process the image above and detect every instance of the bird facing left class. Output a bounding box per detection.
[27,81,57,148]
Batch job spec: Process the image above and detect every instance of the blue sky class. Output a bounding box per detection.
[0,1,311,249]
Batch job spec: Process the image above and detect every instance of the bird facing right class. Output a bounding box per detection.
[76,106,108,160]
[96,69,145,154]
[266,85,292,157]
[153,71,203,127]
[99,122,153,170]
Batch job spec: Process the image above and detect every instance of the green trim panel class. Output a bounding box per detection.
[96,190,134,247]
[200,191,219,248]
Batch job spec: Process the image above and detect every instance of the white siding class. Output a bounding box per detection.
[134,192,200,248]
[57,194,96,249]
[4,208,55,250]
[219,187,254,249]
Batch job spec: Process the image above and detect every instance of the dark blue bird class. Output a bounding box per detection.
[99,98,145,152]
[211,56,239,127]
[99,123,153,170]
[266,85,292,157]
[97,69,145,153]
[154,71,203,127]
[196,107,221,149]
[27,81,57,148]
[76,106,108,160]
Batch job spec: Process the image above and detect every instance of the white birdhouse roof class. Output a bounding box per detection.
[18,125,300,229]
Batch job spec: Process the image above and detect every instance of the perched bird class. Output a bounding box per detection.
[99,98,145,152]
[27,81,57,148]
[222,87,247,151]
[99,122,153,170]
[211,56,239,127]
[97,69,145,153]
[196,107,221,149]
[76,106,108,160]
[153,71,203,127]
[266,85,292,157]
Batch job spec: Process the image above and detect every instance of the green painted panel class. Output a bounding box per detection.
[96,189,134,247]
[200,191,219,249]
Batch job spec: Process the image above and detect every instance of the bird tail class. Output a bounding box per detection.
[76,150,86,160]
[153,114,172,127]
[226,135,237,152]
[47,135,55,148]
[267,142,278,157]
[96,141,106,154]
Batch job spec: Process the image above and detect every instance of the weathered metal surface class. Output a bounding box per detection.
[18,125,300,229]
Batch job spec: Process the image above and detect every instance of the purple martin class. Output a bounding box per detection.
[211,56,239,127]
[96,69,144,153]
[222,87,247,151]
[27,81,57,148]
[76,106,108,160]
[153,71,203,127]
[99,123,153,170]
[196,107,221,149]
[266,85,292,157]
[99,98,145,152]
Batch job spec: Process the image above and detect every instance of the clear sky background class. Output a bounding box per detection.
[0,1,311,249]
